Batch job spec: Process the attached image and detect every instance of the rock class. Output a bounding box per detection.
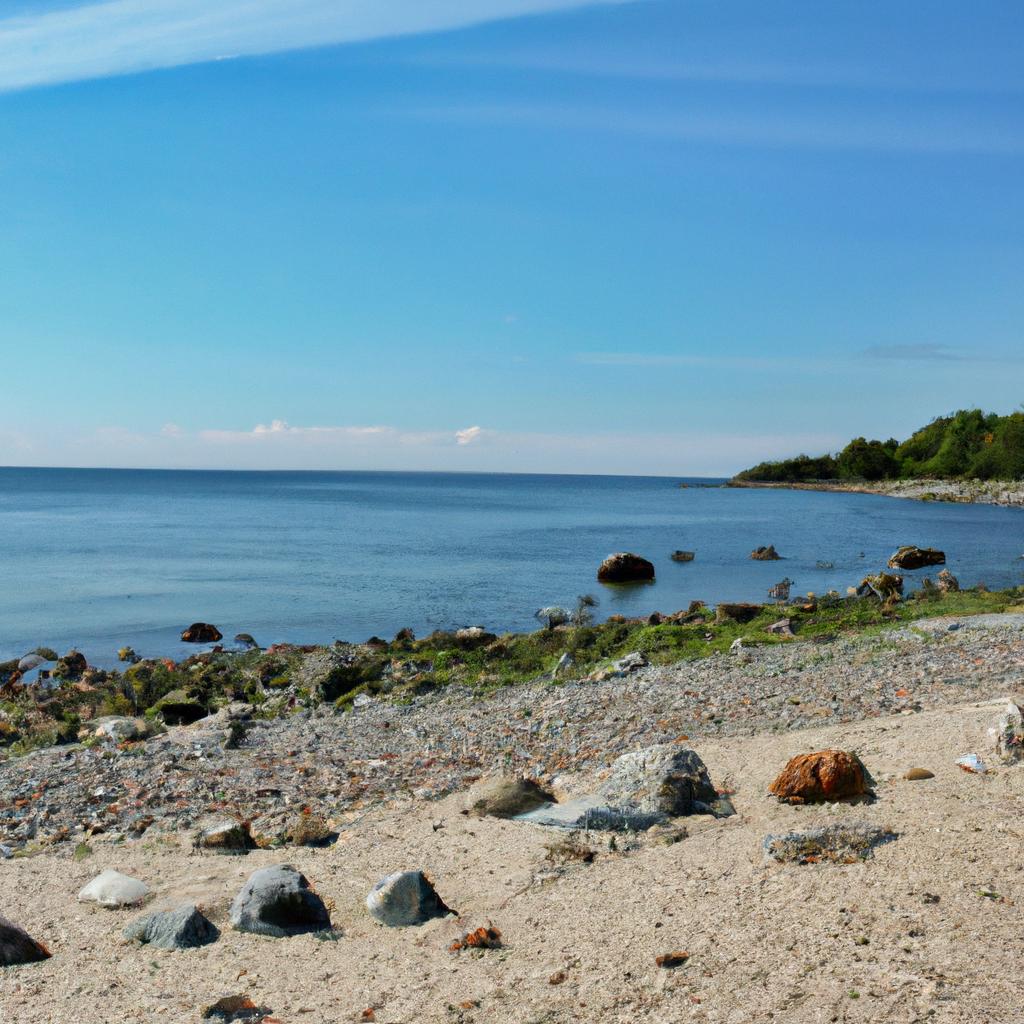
[937,569,960,593]
[768,749,872,804]
[16,654,46,673]
[82,716,150,744]
[990,698,1024,763]
[454,626,498,648]
[229,864,331,937]
[0,916,50,965]
[715,603,762,624]
[54,650,87,679]
[250,810,336,848]
[193,819,254,854]
[764,822,897,864]
[904,767,935,781]
[597,553,655,584]
[393,627,415,643]
[888,546,946,570]
[78,870,150,908]
[202,995,268,1021]
[154,688,207,725]
[181,623,223,643]
[366,871,453,927]
[467,776,554,819]
[857,573,904,602]
[117,647,139,664]
[614,651,648,673]
[520,744,729,831]
[123,904,219,949]
[234,633,259,649]
[750,545,781,561]
[670,550,695,562]
[767,618,793,636]
[552,652,574,678]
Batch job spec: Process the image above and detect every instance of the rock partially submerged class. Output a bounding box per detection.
[597,553,655,584]
[229,864,331,937]
[366,871,453,927]
[124,904,219,949]
[750,545,781,561]
[466,776,553,819]
[764,822,897,864]
[888,546,945,570]
[519,744,731,831]
[769,749,872,804]
[181,623,223,644]
[0,916,50,965]
[78,870,149,908]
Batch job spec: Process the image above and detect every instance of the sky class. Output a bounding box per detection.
[0,0,1022,476]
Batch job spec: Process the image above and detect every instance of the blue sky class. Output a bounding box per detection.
[1,0,1022,475]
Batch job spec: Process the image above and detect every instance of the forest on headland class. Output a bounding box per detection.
[733,408,1024,483]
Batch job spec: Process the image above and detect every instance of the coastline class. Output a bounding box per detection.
[728,476,1024,507]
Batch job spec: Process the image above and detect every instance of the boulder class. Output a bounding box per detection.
[552,652,574,679]
[670,550,695,562]
[750,545,781,561]
[154,688,207,726]
[193,819,254,854]
[767,618,793,636]
[248,810,334,848]
[990,698,1024,764]
[82,716,150,744]
[519,744,730,831]
[229,864,331,937]
[467,776,554,819]
[764,822,897,864]
[78,870,150,908]
[715,603,762,624]
[54,650,87,679]
[768,749,872,804]
[123,904,219,949]
[234,633,259,650]
[454,626,498,648]
[888,546,945,570]
[181,623,223,643]
[597,553,655,584]
[857,573,903,602]
[937,569,960,593]
[614,651,648,673]
[16,654,46,673]
[366,871,453,927]
[904,767,935,781]
[0,916,50,965]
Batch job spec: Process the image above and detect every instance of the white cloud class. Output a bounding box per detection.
[455,425,483,445]
[0,0,636,93]
[160,422,183,437]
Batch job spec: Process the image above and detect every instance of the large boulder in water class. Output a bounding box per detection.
[181,623,223,643]
[750,545,781,561]
[229,864,331,937]
[0,916,50,965]
[769,749,872,804]
[888,546,945,570]
[597,553,655,584]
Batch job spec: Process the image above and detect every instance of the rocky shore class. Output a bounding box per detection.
[2,612,1024,1021]
[729,477,1024,507]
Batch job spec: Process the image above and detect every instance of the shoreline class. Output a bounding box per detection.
[728,476,1024,507]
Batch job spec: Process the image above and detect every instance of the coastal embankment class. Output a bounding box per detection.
[729,477,1024,507]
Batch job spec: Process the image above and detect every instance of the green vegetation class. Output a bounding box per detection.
[1,583,1021,758]
[733,407,1024,482]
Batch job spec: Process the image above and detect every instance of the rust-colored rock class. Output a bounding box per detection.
[768,749,871,804]
[750,545,781,561]
[888,546,945,570]
[181,623,223,643]
[597,553,655,584]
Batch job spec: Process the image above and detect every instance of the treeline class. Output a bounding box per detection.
[734,408,1024,482]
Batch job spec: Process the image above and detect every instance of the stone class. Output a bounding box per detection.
[193,819,254,854]
[229,864,331,937]
[857,573,904,602]
[154,688,207,725]
[123,904,219,949]
[467,776,554,819]
[764,822,897,864]
[366,871,453,927]
[16,654,46,672]
[181,623,223,643]
[82,716,150,744]
[937,569,960,593]
[614,651,648,673]
[990,698,1024,764]
[768,749,872,804]
[904,767,935,781]
[117,647,139,664]
[670,550,695,562]
[520,744,730,831]
[767,618,793,636]
[454,626,498,648]
[552,652,574,678]
[750,545,781,560]
[54,650,87,679]
[888,546,946,570]
[234,633,259,649]
[0,916,50,965]
[202,995,267,1021]
[715,602,762,624]
[78,869,150,908]
[596,552,655,584]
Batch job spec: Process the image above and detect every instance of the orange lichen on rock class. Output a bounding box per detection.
[449,924,502,952]
[768,749,871,804]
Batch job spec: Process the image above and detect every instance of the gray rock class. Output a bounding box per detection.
[0,916,50,965]
[466,775,553,819]
[124,904,219,949]
[614,651,648,674]
[764,821,898,864]
[193,819,254,854]
[78,870,150,908]
[366,870,453,927]
[552,652,574,678]
[229,864,331,937]
[84,716,150,744]
[991,698,1024,764]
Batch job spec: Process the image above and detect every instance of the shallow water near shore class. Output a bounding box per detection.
[1,467,1022,665]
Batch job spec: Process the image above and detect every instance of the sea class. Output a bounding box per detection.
[1,467,1022,666]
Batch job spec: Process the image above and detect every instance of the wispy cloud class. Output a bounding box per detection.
[455,425,484,445]
[0,0,636,93]
[860,343,995,362]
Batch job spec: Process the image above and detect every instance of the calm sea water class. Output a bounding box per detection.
[1,467,1022,666]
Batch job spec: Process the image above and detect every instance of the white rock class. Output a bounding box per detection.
[78,870,149,908]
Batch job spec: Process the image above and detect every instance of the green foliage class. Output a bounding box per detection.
[735,407,1024,482]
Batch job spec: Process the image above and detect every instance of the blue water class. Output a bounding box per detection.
[1,467,1022,666]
